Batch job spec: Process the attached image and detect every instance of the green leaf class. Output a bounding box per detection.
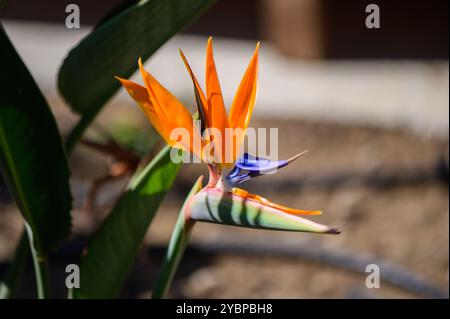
[72,146,181,298]
[0,25,72,256]
[58,0,217,151]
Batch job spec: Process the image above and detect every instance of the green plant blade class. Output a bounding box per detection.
[72,145,181,298]
[152,175,203,299]
[59,0,217,151]
[190,189,340,234]
[0,25,72,256]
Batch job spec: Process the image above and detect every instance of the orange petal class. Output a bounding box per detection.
[229,42,259,131]
[205,37,229,133]
[179,49,210,129]
[128,59,201,159]
[232,188,322,216]
[115,77,150,109]
[205,37,231,164]
[116,76,173,145]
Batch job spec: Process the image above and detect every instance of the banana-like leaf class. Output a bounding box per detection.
[0,25,72,256]
[190,189,340,234]
[72,146,181,298]
[58,0,217,151]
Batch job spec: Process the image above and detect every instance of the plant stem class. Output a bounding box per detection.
[65,114,95,154]
[152,177,203,299]
[32,255,50,299]
[152,211,195,299]
[25,225,50,299]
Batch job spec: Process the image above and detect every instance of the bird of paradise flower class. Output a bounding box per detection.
[117,37,340,298]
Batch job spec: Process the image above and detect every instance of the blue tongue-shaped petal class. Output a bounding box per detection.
[226,151,308,186]
[226,166,251,185]
[236,153,288,173]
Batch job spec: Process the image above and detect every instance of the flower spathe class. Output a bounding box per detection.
[117,37,340,235]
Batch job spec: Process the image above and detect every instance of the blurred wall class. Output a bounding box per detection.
[261,0,449,59]
[1,0,448,59]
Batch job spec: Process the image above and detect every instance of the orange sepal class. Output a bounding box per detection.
[232,188,322,216]
[205,37,232,165]
[228,42,259,131]
[179,49,209,128]
[227,43,259,162]
[116,76,174,146]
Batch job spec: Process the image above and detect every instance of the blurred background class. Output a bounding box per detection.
[0,0,448,298]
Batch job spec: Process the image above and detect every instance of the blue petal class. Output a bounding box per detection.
[226,165,252,185]
[226,153,301,186]
[235,153,288,173]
